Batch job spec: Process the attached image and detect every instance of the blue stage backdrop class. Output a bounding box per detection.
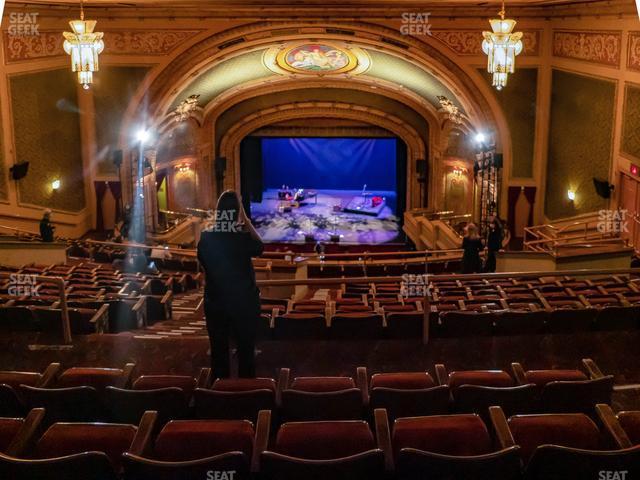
[262,137,397,191]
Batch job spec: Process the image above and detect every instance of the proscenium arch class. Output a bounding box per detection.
[218,102,426,209]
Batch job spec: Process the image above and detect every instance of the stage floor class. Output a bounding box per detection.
[250,189,400,244]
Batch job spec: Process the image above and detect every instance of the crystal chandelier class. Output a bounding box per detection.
[63,0,104,90]
[482,1,523,91]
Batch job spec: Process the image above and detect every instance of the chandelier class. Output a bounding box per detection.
[482,1,523,91]
[63,0,104,90]
[174,95,201,122]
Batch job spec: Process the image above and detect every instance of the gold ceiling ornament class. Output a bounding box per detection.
[437,96,463,124]
[264,41,370,76]
[482,0,523,91]
[63,0,104,90]
[174,94,201,122]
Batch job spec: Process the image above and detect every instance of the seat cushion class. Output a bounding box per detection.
[133,375,197,394]
[393,415,492,457]
[153,420,254,461]
[0,418,23,452]
[213,378,276,392]
[370,372,435,390]
[57,368,124,389]
[275,421,374,459]
[617,411,640,445]
[524,370,588,387]
[448,370,515,390]
[290,377,355,392]
[0,371,41,388]
[508,414,600,460]
[35,423,137,468]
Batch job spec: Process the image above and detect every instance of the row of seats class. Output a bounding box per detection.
[307,258,462,278]
[1,404,639,479]
[0,360,613,427]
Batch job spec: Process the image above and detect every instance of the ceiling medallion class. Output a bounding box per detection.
[264,41,370,76]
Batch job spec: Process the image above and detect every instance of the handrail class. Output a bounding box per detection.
[255,267,640,287]
[0,273,71,344]
[0,224,39,237]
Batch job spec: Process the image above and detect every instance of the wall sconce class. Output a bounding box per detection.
[452,167,466,178]
[175,163,192,173]
[567,189,576,202]
[51,179,61,191]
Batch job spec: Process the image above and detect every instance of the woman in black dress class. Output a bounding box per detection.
[197,190,264,379]
[461,222,483,274]
[484,216,503,273]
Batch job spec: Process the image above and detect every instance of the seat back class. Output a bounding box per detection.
[274,313,327,339]
[56,368,125,390]
[453,384,537,419]
[122,452,250,480]
[539,376,614,414]
[330,313,384,339]
[494,310,548,335]
[104,387,188,425]
[385,312,424,338]
[281,389,363,422]
[618,411,640,445]
[0,451,118,480]
[595,306,640,331]
[439,311,495,337]
[193,388,275,423]
[546,308,597,333]
[20,386,103,424]
[0,385,25,417]
[369,386,450,422]
[0,418,23,452]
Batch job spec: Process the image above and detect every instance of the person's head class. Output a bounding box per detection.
[43,209,51,220]
[215,190,241,223]
[465,222,479,238]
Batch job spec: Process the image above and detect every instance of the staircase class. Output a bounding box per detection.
[403,210,465,251]
[134,292,207,339]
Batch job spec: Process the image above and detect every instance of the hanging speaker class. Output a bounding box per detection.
[112,150,123,169]
[493,153,503,169]
[416,159,427,176]
[215,157,227,176]
[10,162,29,180]
[593,178,614,199]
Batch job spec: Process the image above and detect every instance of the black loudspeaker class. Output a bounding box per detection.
[493,153,503,169]
[593,178,614,199]
[416,159,427,176]
[215,157,227,176]
[10,162,29,180]
[112,150,123,169]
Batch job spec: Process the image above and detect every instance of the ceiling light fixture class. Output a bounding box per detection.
[482,0,523,91]
[63,0,104,90]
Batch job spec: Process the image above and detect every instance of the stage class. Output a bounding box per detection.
[250,188,400,244]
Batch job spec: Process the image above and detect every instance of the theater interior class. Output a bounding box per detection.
[1,0,640,478]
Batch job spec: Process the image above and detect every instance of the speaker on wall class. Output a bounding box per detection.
[593,178,614,199]
[112,150,123,169]
[493,153,503,169]
[10,162,29,180]
[215,157,227,176]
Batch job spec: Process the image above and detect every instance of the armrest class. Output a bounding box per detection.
[356,366,369,406]
[511,362,527,385]
[596,404,632,449]
[121,362,136,389]
[251,409,271,473]
[6,408,45,457]
[374,408,394,473]
[197,367,211,388]
[118,282,131,296]
[435,364,448,386]
[582,358,605,379]
[422,310,430,345]
[39,362,61,387]
[129,411,157,456]
[141,280,152,295]
[489,406,516,450]
[277,368,290,407]
[160,289,173,306]
[90,304,110,333]
[270,308,279,329]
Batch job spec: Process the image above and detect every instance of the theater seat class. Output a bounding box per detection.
[618,411,640,445]
[273,313,327,339]
[260,419,386,479]
[392,411,520,480]
[194,378,277,422]
[0,364,60,417]
[132,375,198,395]
[55,364,135,390]
[330,312,384,339]
[104,387,189,425]
[446,369,516,389]
[522,369,588,387]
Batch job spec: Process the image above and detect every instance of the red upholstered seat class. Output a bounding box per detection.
[370,372,435,390]
[0,371,41,388]
[448,370,515,389]
[617,411,640,445]
[382,305,417,312]
[57,368,125,389]
[275,421,374,460]
[508,414,600,461]
[34,423,137,469]
[0,418,23,452]
[524,369,588,387]
[392,414,492,457]
[133,375,196,394]
[212,378,276,392]
[290,377,355,392]
[153,420,254,462]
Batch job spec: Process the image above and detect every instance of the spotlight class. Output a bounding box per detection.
[567,190,576,201]
[475,132,486,144]
[51,179,61,191]
[136,128,151,143]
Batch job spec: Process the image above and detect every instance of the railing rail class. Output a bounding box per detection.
[0,224,40,237]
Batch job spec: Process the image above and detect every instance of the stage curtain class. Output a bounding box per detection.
[109,181,122,222]
[396,140,408,220]
[240,137,264,216]
[523,187,537,227]
[94,181,108,231]
[507,186,521,237]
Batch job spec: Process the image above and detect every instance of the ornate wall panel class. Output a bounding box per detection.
[10,68,85,211]
[627,32,640,72]
[93,66,151,175]
[0,99,7,201]
[480,67,538,179]
[622,83,640,161]
[432,30,540,56]
[552,30,621,67]
[545,70,615,220]
[3,30,201,62]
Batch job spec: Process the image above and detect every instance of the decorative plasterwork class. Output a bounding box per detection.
[552,30,621,67]
[3,29,201,62]
[627,32,640,72]
[431,30,540,56]
[264,41,370,75]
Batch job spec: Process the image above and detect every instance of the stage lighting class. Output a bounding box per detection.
[136,128,151,143]
[567,189,576,201]
[51,179,61,191]
[475,132,486,144]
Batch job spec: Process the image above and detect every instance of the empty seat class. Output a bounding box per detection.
[330,312,384,339]
[261,419,386,479]
[55,365,134,390]
[617,411,640,445]
[194,378,277,422]
[273,313,326,339]
[0,364,59,417]
[438,311,495,337]
[494,310,548,335]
